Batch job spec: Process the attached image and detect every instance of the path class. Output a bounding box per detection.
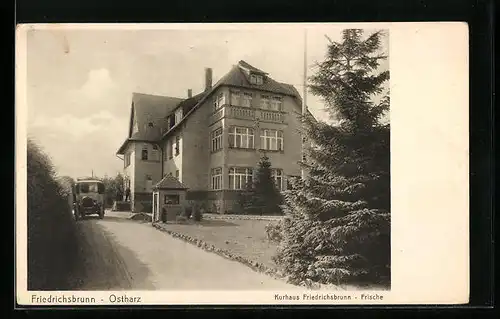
[72,211,300,290]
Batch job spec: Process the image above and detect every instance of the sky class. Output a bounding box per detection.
[25,24,389,179]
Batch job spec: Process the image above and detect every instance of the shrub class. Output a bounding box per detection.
[193,207,203,222]
[183,206,193,219]
[27,139,81,290]
[265,222,283,243]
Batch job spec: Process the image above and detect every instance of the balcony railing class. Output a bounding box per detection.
[209,104,286,125]
[258,109,285,123]
[227,105,255,120]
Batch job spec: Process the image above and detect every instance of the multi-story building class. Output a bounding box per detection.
[116,60,313,213]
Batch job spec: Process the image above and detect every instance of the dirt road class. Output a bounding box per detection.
[72,211,300,290]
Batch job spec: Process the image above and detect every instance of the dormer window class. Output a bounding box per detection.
[250,74,264,85]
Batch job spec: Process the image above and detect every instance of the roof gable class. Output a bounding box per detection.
[158,61,303,140]
[237,60,268,75]
[154,174,188,190]
[130,92,184,141]
[216,63,299,97]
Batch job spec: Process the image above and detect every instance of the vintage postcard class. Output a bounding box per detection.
[15,22,469,306]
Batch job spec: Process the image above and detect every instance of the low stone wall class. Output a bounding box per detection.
[152,222,321,290]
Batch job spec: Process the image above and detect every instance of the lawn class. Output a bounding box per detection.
[160,218,281,270]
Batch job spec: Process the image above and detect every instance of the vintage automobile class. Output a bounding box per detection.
[72,177,105,220]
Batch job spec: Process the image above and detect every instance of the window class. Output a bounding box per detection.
[228,167,253,190]
[169,139,174,159]
[211,127,223,152]
[175,135,180,156]
[125,152,131,167]
[152,144,159,161]
[272,169,284,191]
[242,92,253,107]
[175,108,183,124]
[175,170,179,179]
[229,127,254,149]
[230,91,241,106]
[141,145,148,160]
[260,95,271,109]
[211,167,222,190]
[271,96,284,111]
[250,74,263,85]
[214,92,226,110]
[76,182,105,194]
[260,129,284,151]
[148,122,154,128]
[164,194,180,205]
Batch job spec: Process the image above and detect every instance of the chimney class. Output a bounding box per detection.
[205,68,213,91]
[187,89,192,98]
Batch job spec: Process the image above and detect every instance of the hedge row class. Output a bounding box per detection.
[151,222,321,290]
[27,139,81,290]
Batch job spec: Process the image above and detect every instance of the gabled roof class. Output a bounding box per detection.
[153,174,188,190]
[158,61,305,140]
[237,60,268,75]
[118,60,306,153]
[131,92,184,138]
[215,62,299,97]
[117,93,184,154]
[175,91,207,116]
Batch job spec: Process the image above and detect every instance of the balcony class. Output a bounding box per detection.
[209,104,286,125]
[258,109,285,123]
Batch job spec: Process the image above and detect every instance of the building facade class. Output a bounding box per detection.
[116,60,311,213]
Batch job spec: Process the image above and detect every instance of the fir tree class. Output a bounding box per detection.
[274,29,390,287]
[242,154,283,215]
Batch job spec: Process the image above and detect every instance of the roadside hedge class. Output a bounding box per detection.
[27,139,81,290]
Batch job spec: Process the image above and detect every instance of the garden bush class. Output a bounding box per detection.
[265,222,283,243]
[193,208,203,222]
[183,206,193,219]
[27,139,81,290]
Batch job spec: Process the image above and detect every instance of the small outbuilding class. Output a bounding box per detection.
[152,174,189,223]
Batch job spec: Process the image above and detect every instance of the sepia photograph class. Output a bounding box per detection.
[17,22,468,305]
[24,24,390,293]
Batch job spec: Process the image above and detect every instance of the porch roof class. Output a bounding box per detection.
[153,175,188,190]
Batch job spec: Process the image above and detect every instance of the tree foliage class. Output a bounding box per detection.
[240,155,283,215]
[101,173,125,206]
[27,139,80,290]
[274,29,390,287]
